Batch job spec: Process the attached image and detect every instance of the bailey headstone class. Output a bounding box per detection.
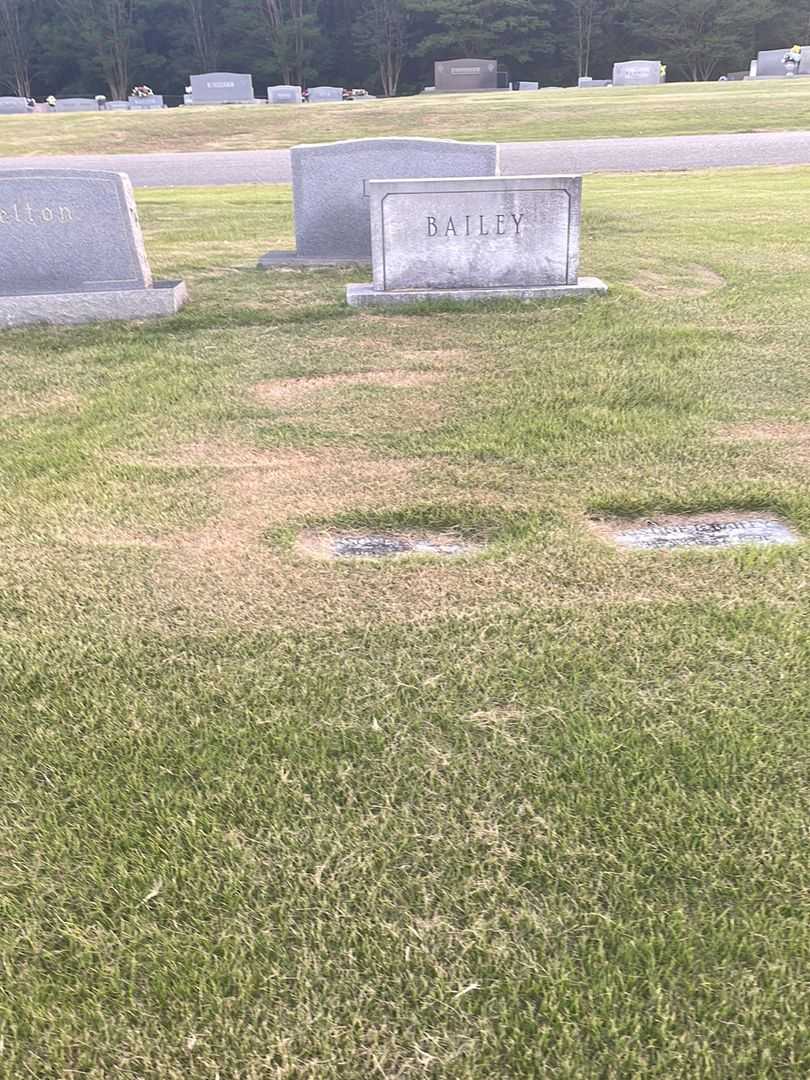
[0,168,186,327]
[268,85,302,104]
[259,136,499,268]
[189,72,255,104]
[434,59,498,92]
[612,61,661,86]
[308,86,344,102]
[346,175,607,307]
[0,97,33,114]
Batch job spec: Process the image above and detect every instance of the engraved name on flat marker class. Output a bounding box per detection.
[614,519,797,551]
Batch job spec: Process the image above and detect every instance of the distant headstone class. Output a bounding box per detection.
[612,61,662,86]
[755,47,810,78]
[0,97,33,114]
[434,59,498,93]
[129,95,164,109]
[578,77,612,88]
[614,519,797,551]
[346,175,607,307]
[0,169,186,327]
[189,72,255,104]
[54,98,100,112]
[517,81,539,91]
[105,101,131,111]
[308,86,344,102]
[268,85,302,104]
[259,136,498,268]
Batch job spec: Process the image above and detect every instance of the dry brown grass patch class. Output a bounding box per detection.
[715,422,810,444]
[631,263,726,299]
[253,369,448,405]
[0,388,81,419]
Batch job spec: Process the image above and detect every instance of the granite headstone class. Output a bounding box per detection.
[268,85,302,104]
[189,72,255,104]
[308,86,344,102]
[517,81,539,91]
[346,175,607,307]
[54,98,100,112]
[612,61,661,86]
[0,168,186,327]
[129,95,164,109]
[0,97,33,114]
[755,47,810,77]
[578,77,612,87]
[259,136,499,268]
[434,59,498,92]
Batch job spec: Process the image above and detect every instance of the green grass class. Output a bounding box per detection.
[3,169,810,1077]
[3,78,810,157]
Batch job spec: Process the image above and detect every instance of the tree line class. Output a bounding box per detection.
[0,0,807,102]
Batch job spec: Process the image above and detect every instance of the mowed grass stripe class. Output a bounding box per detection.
[0,169,809,1077]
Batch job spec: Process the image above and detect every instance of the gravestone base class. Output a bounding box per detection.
[259,250,371,269]
[0,280,187,329]
[346,277,607,308]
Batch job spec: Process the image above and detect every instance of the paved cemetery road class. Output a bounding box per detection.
[1,130,809,187]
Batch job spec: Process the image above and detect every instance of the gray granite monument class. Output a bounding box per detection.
[129,95,164,109]
[578,77,612,87]
[54,98,100,112]
[755,47,810,78]
[259,136,499,268]
[346,175,607,307]
[189,72,255,104]
[308,86,344,102]
[517,81,539,91]
[0,169,186,327]
[612,61,662,86]
[434,59,498,92]
[268,85,302,104]
[0,97,33,114]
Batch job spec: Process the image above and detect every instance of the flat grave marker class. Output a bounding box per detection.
[298,529,483,559]
[0,168,186,327]
[613,518,798,551]
[347,174,607,307]
[259,136,498,268]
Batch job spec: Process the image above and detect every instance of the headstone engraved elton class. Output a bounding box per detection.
[0,169,186,327]
[614,519,797,551]
[0,97,33,114]
[307,86,344,102]
[189,72,255,104]
[259,136,498,268]
[346,175,607,307]
[268,85,302,104]
[612,61,662,86]
[434,59,498,92]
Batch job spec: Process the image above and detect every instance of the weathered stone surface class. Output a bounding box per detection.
[308,86,343,102]
[0,168,186,326]
[614,519,797,550]
[189,72,255,104]
[0,97,32,114]
[434,59,498,92]
[259,137,498,267]
[54,98,99,112]
[347,174,607,307]
[756,47,810,77]
[129,95,164,109]
[612,61,661,86]
[268,85,302,104]
[370,175,581,291]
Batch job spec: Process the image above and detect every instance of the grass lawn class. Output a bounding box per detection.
[2,168,810,1077]
[1,78,810,157]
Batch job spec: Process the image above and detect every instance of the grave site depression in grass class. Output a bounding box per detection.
[2,161,810,1077]
[1,77,810,155]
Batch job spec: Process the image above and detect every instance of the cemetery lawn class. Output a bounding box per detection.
[2,78,810,156]
[4,168,810,1078]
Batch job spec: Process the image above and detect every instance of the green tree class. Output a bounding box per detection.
[0,0,38,95]
[407,0,553,72]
